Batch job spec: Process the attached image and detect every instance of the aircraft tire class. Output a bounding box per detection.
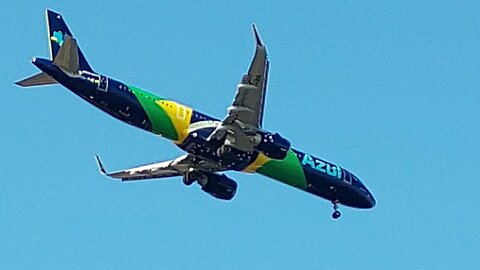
[216,145,231,156]
[182,177,195,186]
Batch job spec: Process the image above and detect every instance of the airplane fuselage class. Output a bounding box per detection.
[32,57,376,209]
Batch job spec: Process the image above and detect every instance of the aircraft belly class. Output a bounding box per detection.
[256,149,308,189]
[128,86,178,140]
[178,133,257,171]
[155,99,192,143]
[44,67,147,131]
[255,148,346,202]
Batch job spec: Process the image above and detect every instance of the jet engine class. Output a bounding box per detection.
[200,173,238,200]
[255,131,291,160]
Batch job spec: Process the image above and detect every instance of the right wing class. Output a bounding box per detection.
[95,154,190,181]
[225,24,269,129]
[208,25,269,151]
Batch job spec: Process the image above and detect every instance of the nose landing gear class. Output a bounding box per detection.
[332,200,341,220]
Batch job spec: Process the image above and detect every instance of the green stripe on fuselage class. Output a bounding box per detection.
[128,85,178,140]
[257,150,307,189]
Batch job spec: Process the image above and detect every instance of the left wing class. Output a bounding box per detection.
[95,154,192,181]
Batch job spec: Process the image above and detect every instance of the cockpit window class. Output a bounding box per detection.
[343,172,352,185]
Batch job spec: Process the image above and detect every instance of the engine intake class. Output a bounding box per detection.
[256,132,290,160]
[201,173,237,200]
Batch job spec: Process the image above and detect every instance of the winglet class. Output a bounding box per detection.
[252,24,264,47]
[95,154,107,175]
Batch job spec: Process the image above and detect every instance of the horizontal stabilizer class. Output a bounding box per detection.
[15,72,57,87]
[53,34,79,74]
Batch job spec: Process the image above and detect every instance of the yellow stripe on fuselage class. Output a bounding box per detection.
[243,152,272,173]
[155,100,193,143]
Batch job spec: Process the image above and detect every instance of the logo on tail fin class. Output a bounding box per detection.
[50,31,64,46]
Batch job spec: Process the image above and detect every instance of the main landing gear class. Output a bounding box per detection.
[183,170,205,186]
[332,200,341,220]
[216,145,231,156]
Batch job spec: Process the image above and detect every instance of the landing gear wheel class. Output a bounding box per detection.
[331,200,341,220]
[216,145,231,156]
[182,176,195,186]
[183,171,201,186]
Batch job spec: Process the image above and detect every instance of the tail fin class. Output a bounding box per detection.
[46,9,93,72]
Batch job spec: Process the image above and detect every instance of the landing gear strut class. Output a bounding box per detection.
[216,145,231,156]
[183,170,204,186]
[182,175,195,186]
[332,200,341,220]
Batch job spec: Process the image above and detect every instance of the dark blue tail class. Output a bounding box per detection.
[46,9,93,72]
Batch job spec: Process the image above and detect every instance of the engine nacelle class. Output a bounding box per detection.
[256,132,291,160]
[201,173,238,200]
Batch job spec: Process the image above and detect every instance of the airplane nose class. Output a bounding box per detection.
[341,172,376,209]
[365,192,376,208]
[358,184,376,208]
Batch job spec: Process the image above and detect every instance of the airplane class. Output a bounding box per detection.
[16,9,376,219]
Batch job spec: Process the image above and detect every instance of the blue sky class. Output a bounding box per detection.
[1,1,479,269]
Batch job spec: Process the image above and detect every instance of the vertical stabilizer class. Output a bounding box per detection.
[46,9,93,72]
